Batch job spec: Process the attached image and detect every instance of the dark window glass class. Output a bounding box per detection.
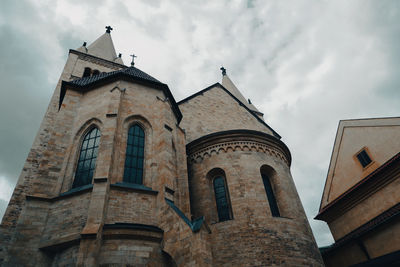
[123,125,145,184]
[92,70,100,76]
[73,127,100,188]
[83,67,91,77]
[213,176,231,222]
[357,150,372,168]
[261,174,280,217]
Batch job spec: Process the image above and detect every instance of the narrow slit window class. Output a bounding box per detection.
[73,127,100,188]
[357,149,372,168]
[123,125,145,184]
[213,176,232,222]
[261,174,280,217]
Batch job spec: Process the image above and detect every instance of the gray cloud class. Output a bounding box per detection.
[0,25,50,183]
[1,0,399,247]
[0,199,7,222]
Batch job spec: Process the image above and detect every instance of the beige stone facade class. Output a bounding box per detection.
[316,117,400,267]
[0,30,322,266]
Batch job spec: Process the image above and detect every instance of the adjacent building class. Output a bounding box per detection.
[316,117,400,266]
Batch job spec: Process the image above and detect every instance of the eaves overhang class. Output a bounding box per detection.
[320,203,400,256]
[315,152,400,221]
[59,72,183,124]
[187,129,291,166]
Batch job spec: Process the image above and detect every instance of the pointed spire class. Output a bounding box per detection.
[77,26,123,64]
[221,69,262,115]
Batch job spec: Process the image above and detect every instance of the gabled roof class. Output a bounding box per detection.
[315,151,400,221]
[69,66,161,87]
[60,66,182,123]
[317,117,400,213]
[76,31,123,64]
[222,74,262,115]
[177,83,281,139]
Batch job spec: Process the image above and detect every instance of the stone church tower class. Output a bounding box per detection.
[0,28,323,266]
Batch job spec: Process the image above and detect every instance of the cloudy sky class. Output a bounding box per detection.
[0,0,399,246]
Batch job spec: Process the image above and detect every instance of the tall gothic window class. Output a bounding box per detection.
[73,127,100,188]
[123,124,145,184]
[261,173,280,217]
[213,176,232,222]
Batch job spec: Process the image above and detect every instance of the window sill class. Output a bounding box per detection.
[272,215,292,220]
[26,184,93,202]
[110,182,158,195]
[210,219,233,225]
[58,184,94,198]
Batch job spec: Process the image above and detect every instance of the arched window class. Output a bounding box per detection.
[92,70,100,76]
[83,67,91,77]
[123,124,145,184]
[213,176,232,222]
[260,166,280,217]
[73,127,101,188]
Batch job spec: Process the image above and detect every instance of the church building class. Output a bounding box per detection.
[0,27,323,266]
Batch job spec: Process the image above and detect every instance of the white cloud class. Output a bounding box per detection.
[0,176,13,202]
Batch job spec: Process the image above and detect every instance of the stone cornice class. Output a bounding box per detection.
[186,130,291,166]
[102,223,163,242]
[320,203,400,255]
[26,184,93,202]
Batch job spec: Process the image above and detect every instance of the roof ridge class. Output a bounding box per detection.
[177,83,281,139]
[69,66,161,87]
[59,67,183,124]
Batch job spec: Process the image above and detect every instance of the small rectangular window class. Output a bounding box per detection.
[356,149,372,168]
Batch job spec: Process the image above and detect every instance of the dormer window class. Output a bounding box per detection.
[83,67,91,77]
[356,148,372,168]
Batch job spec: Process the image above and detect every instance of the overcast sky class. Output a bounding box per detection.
[0,0,399,247]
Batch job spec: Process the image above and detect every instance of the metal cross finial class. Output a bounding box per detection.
[130,54,137,66]
[105,26,113,33]
[220,66,226,76]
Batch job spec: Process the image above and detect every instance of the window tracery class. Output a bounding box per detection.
[73,127,100,188]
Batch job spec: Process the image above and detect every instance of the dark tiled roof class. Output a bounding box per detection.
[70,66,161,87]
[60,66,183,123]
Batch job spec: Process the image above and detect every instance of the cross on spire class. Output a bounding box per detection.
[130,54,137,66]
[220,66,227,76]
[105,26,113,33]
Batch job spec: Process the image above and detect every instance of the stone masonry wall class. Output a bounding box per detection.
[41,192,91,245]
[188,141,323,266]
[179,85,274,143]
[105,188,157,225]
